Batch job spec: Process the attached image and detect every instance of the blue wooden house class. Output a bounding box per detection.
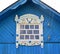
[0,0,60,54]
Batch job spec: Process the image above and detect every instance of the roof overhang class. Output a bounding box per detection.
[0,0,60,21]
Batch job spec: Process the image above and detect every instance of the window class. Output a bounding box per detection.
[25,35,29,39]
[20,30,26,34]
[34,30,39,34]
[35,25,39,29]
[25,25,29,29]
[20,24,40,40]
[15,14,44,48]
[35,35,39,39]
[20,25,40,40]
[30,35,34,39]
[20,25,24,29]
[20,35,24,39]
[30,25,34,29]
[27,30,32,34]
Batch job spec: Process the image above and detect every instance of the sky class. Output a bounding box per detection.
[0,0,60,13]
[41,0,60,13]
[0,0,18,12]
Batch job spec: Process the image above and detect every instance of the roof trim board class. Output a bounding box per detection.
[0,0,27,15]
[0,0,60,21]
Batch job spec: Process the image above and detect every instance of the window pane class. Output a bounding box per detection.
[35,25,39,29]
[25,25,29,29]
[35,35,39,39]
[27,30,32,34]
[34,30,39,34]
[25,35,29,39]
[20,35,24,39]
[20,25,24,29]
[30,35,34,39]
[30,25,34,29]
[20,30,26,34]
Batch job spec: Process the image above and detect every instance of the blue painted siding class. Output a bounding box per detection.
[0,44,60,54]
[0,0,60,54]
[0,4,60,43]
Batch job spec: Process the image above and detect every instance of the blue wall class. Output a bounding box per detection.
[0,0,60,54]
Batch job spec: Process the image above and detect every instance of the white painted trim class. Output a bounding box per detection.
[15,14,44,48]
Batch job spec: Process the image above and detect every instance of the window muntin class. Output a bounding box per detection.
[20,25,40,40]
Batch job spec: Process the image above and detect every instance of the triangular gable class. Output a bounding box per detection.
[0,0,60,21]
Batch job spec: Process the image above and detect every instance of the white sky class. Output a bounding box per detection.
[0,0,60,13]
[0,0,17,12]
[41,0,60,13]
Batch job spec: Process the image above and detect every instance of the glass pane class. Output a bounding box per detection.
[20,30,26,34]
[25,35,29,39]
[20,35,24,39]
[35,25,39,29]
[25,25,29,29]
[20,25,24,29]
[30,25,34,29]
[27,30,32,34]
[30,35,34,39]
[34,30,39,34]
[35,35,39,39]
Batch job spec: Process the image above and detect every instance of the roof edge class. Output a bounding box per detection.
[0,0,27,16]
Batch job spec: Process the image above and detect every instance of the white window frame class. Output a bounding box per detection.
[15,14,44,48]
